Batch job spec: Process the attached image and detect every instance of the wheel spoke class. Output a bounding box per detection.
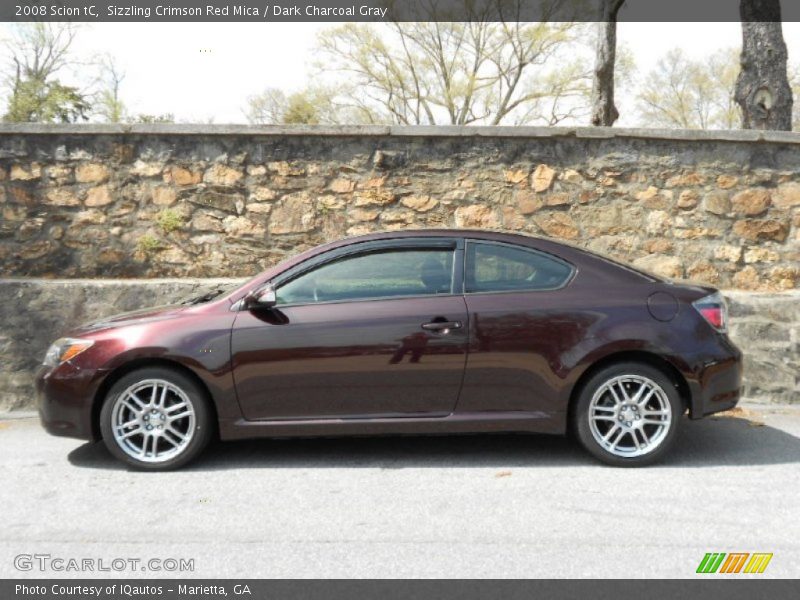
[162,427,185,447]
[637,388,656,407]
[640,427,651,446]
[629,383,648,404]
[117,418,139,430]
[168,409,193,422]
[126,392,147,411]
[150,384,159,407]
[643,409,669,416]
[602,425,620,443]
[616,381,632,402]
[139,433,151,458]
[118,426,143,440]
[165,402,188,414]
[120,399,143,416]
[608,385,623,405]
[158,384,168,408]
[609,428,626,450]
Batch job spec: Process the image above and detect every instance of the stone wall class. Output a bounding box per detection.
[0,278,241,411]
[0,279,796,412]
[1,125,799,289]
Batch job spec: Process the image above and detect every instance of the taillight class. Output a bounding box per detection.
[692,292,728,332]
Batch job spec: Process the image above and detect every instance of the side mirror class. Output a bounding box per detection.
[244,284,277,310]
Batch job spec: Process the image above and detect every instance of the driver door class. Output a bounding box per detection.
[231,239,469,421]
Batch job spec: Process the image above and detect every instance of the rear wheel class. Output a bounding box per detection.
[100,367,213,470]
[573,362,681,467]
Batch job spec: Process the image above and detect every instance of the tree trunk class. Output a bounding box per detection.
[735,0,793,130]
[590,0,625,127]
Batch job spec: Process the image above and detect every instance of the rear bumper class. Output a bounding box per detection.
[687,336,743,419]
[35,363,105,441]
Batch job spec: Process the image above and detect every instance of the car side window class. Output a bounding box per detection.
[465,242,572,293]
[276,249,454,305]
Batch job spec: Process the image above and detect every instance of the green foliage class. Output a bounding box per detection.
[283,93,321,124]
[3,78,90,123]
[128,113,175,124]
[636,48,741,129]
[95,56,127,123]
[96,89,126,123]
[245,86,346,125]
[2,23,90,123]
[156,209,184,234]
[136,234,163,254]
[247,5,590,127]
[311,17,590,126]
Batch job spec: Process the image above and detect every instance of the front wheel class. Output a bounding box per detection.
[100,367,213,470]
[573,362,681,467]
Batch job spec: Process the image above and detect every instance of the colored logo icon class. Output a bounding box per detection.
[696,553,773,574]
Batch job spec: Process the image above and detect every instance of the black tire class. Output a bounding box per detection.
[572,362,681,467]
[99,366,214,470]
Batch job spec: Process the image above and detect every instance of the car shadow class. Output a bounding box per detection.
[67,414,800,471]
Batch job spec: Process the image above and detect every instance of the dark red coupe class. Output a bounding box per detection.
[36,230,742,469]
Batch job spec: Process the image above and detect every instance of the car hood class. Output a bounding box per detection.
[70,304,190,336]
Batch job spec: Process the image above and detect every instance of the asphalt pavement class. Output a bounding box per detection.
[2,404,799,578]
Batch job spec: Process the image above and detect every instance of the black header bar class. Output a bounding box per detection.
[2,0,800,23]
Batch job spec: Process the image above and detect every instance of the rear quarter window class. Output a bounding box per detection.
[465,242,573,293]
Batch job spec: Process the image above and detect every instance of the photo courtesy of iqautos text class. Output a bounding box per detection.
[0,0,798,597]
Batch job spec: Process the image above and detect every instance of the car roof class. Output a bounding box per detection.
[332,228,567,252]
[334,228,597,260]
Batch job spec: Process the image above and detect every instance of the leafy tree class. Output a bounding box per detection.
[283,92,321,125]
[95,55,127,123]
[245,86,353,125]
[311,10,590,126]
[5,78,90,123]
[636,49,741,129]
[2,23,90,123]
[245,88,288,124]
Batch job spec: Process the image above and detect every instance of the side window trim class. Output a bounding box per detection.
[273,240,461,307]
[272,238,458,289]
[463,239,576,295]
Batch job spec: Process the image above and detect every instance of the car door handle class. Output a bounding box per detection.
[421,320,462,332]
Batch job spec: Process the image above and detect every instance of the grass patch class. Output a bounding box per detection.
[137,234,163,254]
[156,208,184,234]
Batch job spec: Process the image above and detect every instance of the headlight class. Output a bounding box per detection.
[43,338,94,367]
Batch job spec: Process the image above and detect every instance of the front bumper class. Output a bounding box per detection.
[687,336,743,419]
[35,362,105,441]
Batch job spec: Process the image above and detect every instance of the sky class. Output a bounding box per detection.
[2,21,800,125]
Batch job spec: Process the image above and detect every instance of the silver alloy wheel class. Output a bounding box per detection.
[588,374,672,458]
[110,378,196,463]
